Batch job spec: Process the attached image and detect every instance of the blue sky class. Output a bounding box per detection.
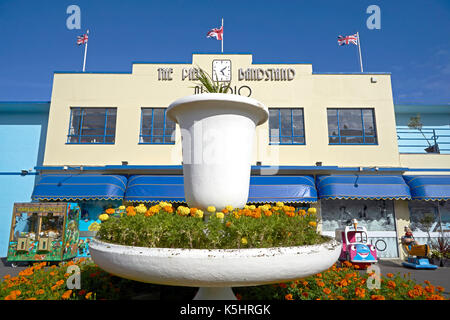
[0,0,449,104]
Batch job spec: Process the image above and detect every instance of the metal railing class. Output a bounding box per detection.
[397,127,450,154]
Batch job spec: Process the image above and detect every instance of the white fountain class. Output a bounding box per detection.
[89,93,341,300]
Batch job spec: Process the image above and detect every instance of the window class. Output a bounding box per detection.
[269,108,305,145]
[327,108,377,144]
[140,108,176,144]
[67,107,117,144]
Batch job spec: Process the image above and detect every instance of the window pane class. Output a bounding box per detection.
[81,109,107,136]
[68,135,79,143]
[105,109,117,136]
[364,136,377,144]
[281,136,292,144]
[105,136,115,143]
[269,109,279,139]
[293,136,305,144]
[81,135,103,143]
[69,108,82,136]
[339,109,363,137]
[152,136,164,144]
[141,110,153,136]
[363,109,376,136]
[153,109,165,129]
[327,109,338,136]
[270,135,280,144]
[292,109,304,137]
[341,136,363,144]
[280,109,292,136]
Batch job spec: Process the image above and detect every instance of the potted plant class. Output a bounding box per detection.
[407,114,440,153]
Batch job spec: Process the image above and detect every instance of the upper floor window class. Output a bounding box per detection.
[327,108,377,145]
[269,108,305,145]
[140,108,176,144]
[67,107,117,144]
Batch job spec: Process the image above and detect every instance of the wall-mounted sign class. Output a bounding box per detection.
[238,68,295,81]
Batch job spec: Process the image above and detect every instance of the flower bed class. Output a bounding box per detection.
[96,202,328,249]
[1,259,446,300]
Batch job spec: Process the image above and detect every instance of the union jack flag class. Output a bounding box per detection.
[77,33,88,45]
[206,26,223,40]
[337,34,358,46]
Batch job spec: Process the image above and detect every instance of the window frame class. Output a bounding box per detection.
[327,108,378,145]
[66,107,117,145]
[268,108,306,145]
[139,108,176,145]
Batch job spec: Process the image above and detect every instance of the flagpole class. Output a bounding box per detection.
[82,29,89,72]
[221,18,224,53]
[357,32,363,72]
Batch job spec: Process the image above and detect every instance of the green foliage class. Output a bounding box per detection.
[96,205,327,249]
[193,67,231,93]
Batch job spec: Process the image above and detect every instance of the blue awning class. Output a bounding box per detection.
[316,175,412,200]
[31,174,127,201]
[125,175,185,203]
[125,175,318,203]
[248,175,317,203]
[403,175,450,201]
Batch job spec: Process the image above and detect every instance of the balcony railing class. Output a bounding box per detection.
[397,127,450,154]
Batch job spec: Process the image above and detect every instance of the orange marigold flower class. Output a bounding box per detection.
[317,281,325,287]
[105,208,115,214]
[302,292,308,298]
[35,289,45,295]
[386,273,394,278]
[425,286,434,293]
[85,292,93,299]
[308,221,317,228]
[371,295,385,300]
[437,286,444,292]
[26,297,37,300]
[336,295,345,300]
[3,274,11,279]
[323,288,331,295]
[279,283,287,288]
[285,294,293,300]
[225,221,232,228]
[355,287,365,298]
[426,294,444,300]
[424,280,431,285]
[62,290,72,300]
[388,280,396,289]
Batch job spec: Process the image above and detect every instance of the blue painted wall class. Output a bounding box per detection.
[0,102,49,257]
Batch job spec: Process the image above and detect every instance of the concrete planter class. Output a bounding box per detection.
[167,93,268,211]
[89,237,342,300]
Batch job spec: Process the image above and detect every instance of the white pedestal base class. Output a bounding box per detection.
[193,287,237,300]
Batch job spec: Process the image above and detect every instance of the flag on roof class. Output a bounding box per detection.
[206,26,223,40]
[337,34,358,46]
[77,33,88,45]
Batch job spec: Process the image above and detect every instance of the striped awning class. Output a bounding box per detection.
[248,175,317,203]
[125,175,185,203]
[31,174,127,201]
[316,175,412,200]
[125,175,318,203]
[403,175,450,201]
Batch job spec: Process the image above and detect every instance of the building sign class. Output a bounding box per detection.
[238,68,296,81]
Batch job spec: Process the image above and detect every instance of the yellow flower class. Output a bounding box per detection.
[216,212,224,219]
[241,237,248,245]
[207,206,216,213]
[135,204,147,214]
[276,202,284,207]
[225,205,233,211]
[307,207,317,215]
[248,205,256,210]
[118,205,126,210]
[195,210,204,218]
[308,221,317,228]
[98,214,109,222]
[177,206,190,216]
